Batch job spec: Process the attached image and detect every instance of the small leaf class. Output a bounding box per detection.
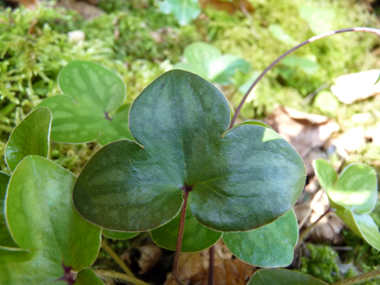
[174,42,251,85]
[238,120,272,129]
[37,61,132,145]
[76,269,104,285]
[5,107,51,172]
[314,91,339,115]
[0,156,101,284]
[248,269,328,285]
[313,159,380,250]
[299,6,336,34]
[159,0,201,26]
[268,24,298,45]
[281,55,319,75]
[73,70,306,233]
[103,230,139,240]
[223,209,298,267]
[0,172,16,248]
[150,202,222,252]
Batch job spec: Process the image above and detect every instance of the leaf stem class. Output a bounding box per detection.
[208,245,215,285]
[172,189,190,285]
[101,239,135,277]
[229,27,380,129]
[94,269,148,285]
[297,207,332,247]
[332,268,380,285]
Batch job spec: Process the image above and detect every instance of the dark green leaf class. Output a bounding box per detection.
[223,209,298,267]
[37,61,132,145]
[0,156,101,284]
[150,202,222,252]
[5,107,51,172]
[103,230,139,240]
[248,269,328,285]
[76,269,104,285]
[73,70,306,233]
[0,172,16,247]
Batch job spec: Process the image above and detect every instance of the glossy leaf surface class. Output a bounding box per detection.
[73,70,306,233]
[76,269,104,285]
[248,269,327,285]
[103,229,139,240]
[223,209,298,267]
[0,172,15,247]
[37,61,132,145]
[313,159,380,250]
[0,156,101,284]
[159,0,201,26]
[174,42,251,85]
[150,202,222,252]
[5,107,51,172]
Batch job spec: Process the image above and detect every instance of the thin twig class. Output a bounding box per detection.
[94,270,148,285]
[172,190,190,285]
[297,207,332,248]
[208,245,215,285]
[229,27,380,129]
[332,268,380,285]
[101,240,135,277]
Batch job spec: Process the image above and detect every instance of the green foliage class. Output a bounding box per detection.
[313,160,380,250]
[313,91,339,116]
[159,0,201,26]
[300,244,340,283]
[249,268,327,285]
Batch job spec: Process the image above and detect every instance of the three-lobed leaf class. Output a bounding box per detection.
[5,107,52,172]
[73,70,306,235]
[37,61,133,145]
[313,159,380,250]
[0,156,101,284]
[159,0,201,26]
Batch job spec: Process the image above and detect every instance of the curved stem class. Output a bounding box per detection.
[172,190,190,285]
[101,239,135,277]
[297,207,331,248]
[94,269,148,285]
[332,268,380,285]
[229,27,380,129]
[208,245,215,285]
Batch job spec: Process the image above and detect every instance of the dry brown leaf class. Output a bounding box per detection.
[20,0,39,9]
[137,244,163,274]
[266,107,339,175]
[60,1,104,20]
[165,241,255,285]
[331,70,380,104]
[199,0,254,15]
[331,127,366,154]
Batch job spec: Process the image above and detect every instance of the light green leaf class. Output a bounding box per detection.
[238,120,272,129]
[173,42,251,85]
[281,55,319,75]
[223,209,298,267]
[73,70,306,233]
[299,6,336,34]
[37,61,132,145]
[269,24,298,45]
[314,91,339,115]
[150,202,222,252]
[76,269,104,285]
[0,172,16,248]
[248,269,328,285]
[313,159,379,250]
[103,230,139,240]
[5,107,51,172]
[159,0,201,26]
[0,156,101,284]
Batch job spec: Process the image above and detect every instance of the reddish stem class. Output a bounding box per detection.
[208,245,215,285]
[229,27,380,129]
[172,189,190,285]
